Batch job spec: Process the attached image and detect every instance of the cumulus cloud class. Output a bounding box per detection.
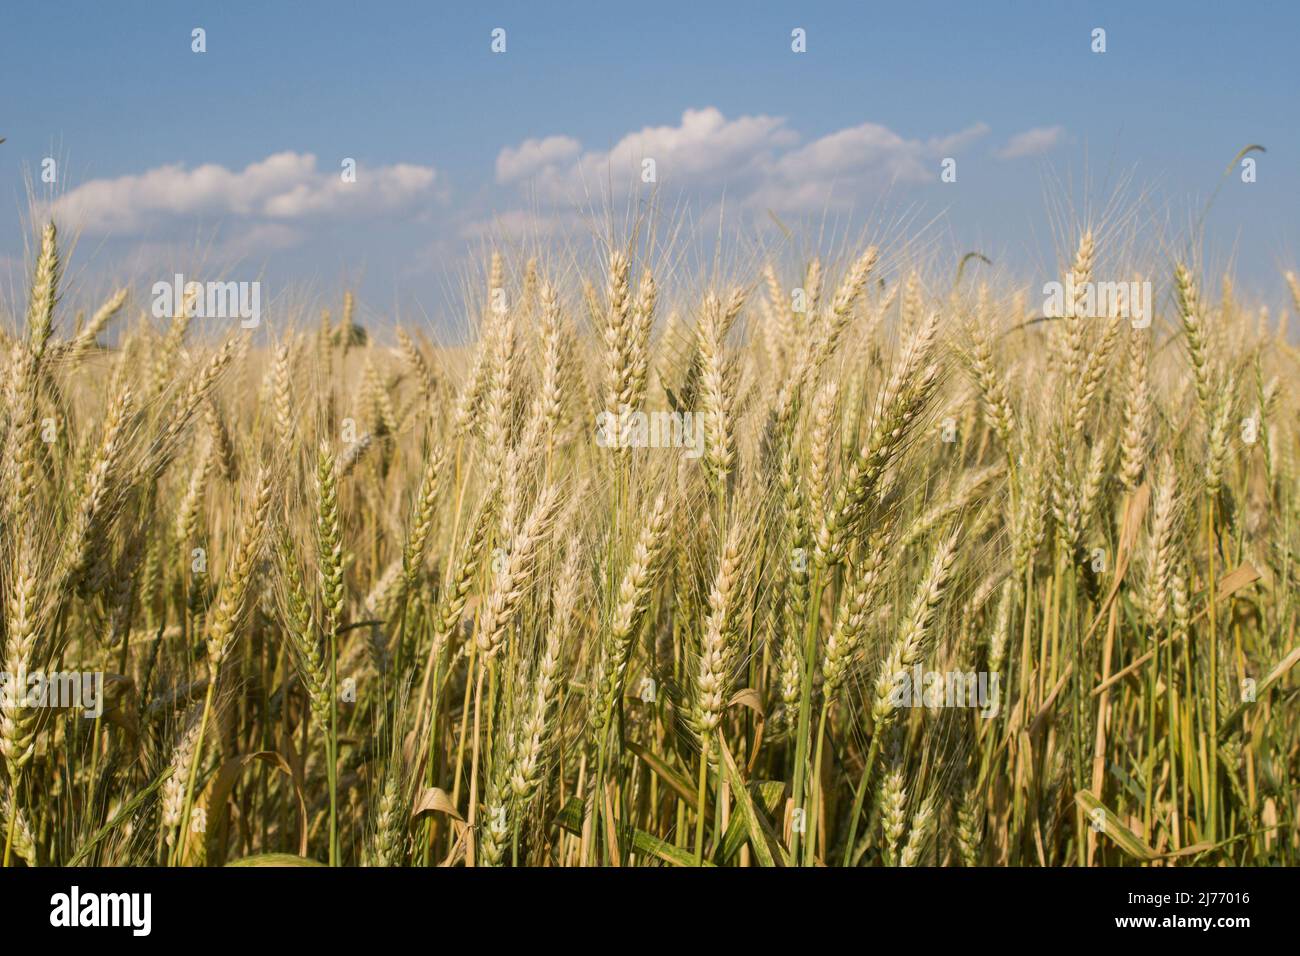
[931,123,994,156]
[495,135,582,184]
[495,109,989,214]
[41,112,1008,282]
[48,152,442,235]
[759,121,989,208]
[996,125,1065,160]
[501,107,797,203]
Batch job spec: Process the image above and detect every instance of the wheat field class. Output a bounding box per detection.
[1,220,1296,868]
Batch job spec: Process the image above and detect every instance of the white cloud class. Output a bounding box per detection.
[48,152,441,235]
[749,121,990,212]
[39,112,1008,284]
[931,123,994,156]
[996,126,1065,160]
[495,136,582,183]
[501,107,797,202]
[495,109,990,214]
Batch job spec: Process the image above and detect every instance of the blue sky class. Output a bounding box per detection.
[3,1,1297,330]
